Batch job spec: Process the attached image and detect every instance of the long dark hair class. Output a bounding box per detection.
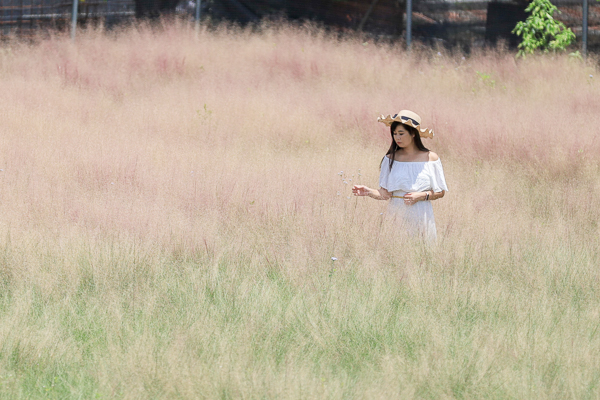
[384,121,430,171]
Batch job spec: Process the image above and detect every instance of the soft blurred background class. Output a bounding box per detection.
[2,0,600,52]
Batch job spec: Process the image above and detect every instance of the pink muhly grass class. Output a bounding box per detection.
[0,21,598,251]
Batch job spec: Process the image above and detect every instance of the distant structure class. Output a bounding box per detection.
[135,0,181,18]
[1,0,599,52]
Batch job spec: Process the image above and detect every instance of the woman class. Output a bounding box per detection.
[352,110,448,240]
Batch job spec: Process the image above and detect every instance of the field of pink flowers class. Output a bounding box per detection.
[0,20,599,398]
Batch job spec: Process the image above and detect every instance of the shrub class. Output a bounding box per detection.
[512,0,576,56]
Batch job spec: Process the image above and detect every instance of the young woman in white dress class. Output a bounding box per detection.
[352,110,448,240]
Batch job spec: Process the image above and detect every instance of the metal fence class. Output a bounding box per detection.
[1,0,599,52]
[0,0,135,37]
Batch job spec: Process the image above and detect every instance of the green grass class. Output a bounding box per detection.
[0,235,598,398]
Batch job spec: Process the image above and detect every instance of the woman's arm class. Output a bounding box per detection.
[353,185,443,203]
[428,190,445,200]
[352,185,392,200]
[404,189,445,204]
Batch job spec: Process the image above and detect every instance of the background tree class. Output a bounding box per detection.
[512,0,576,56]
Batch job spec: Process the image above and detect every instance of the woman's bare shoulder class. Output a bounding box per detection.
[428,151,440,162]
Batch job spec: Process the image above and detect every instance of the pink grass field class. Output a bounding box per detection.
[1,22,599,248]
[0,20,600,398]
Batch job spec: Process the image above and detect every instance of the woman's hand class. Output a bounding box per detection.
[352,185,371,196]
[404,192,427,206]
[353,186,391,200]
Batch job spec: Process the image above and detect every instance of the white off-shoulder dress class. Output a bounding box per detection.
[379,157,449,240]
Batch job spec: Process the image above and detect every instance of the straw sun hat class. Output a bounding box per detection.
[377,110,434,139]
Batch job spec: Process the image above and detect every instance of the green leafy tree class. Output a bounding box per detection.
[512,0,576,56]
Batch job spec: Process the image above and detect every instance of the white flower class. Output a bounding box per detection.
[331,257,338,261]
[338,171,344,175]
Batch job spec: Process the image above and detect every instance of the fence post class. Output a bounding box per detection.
[71,0,79,40]
[582,0,588,59]
[406,0,412,50]
[195,0,202,31]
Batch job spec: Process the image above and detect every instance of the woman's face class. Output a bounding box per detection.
[393,124,414,148]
